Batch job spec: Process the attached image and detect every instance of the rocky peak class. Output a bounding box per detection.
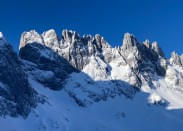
[122,33,164,57]
[94,34,111,50]
[42,29,59,48]
[19,30,43,49]
[143,39,151,48]
[151,41,164,57]
[170,51,183,66]
[120,33,166,77]
[61,29,80,43]
[122,33,138,50]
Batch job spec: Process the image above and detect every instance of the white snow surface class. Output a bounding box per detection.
[0,32,3,39]
[1,77,183,131]
[1,63,183,131]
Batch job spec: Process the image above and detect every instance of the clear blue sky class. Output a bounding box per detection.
[0,0,182,57]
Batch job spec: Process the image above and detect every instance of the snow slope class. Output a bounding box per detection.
[1,76,183,131]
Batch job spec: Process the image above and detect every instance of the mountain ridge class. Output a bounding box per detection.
[0,29,183,131]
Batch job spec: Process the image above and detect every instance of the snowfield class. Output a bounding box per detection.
[1,73,183,131]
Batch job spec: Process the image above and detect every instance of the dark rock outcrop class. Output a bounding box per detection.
[19,42,78,90]
[0,34,37,117]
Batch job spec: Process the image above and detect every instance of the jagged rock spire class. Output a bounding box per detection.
[143,39,151,48]
[42,29,59,48]
[170,51,183,66]
[19,30,43,49]
[61,29,80,43]
[151,41,164,57]
[122,33,138,50]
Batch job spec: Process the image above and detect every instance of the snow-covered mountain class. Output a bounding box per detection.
[1,29,183,131]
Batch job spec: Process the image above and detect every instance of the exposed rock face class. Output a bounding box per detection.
[20,30,166,76]
[19,30,43,49]
[18,29,168,105]
[122,33,138,50]
[19,42,77,90]
[170,52,183,67]
[0,33,37,117]
[121,33,167,79]
[20,29,112,70]
[42,29,59,48]
[59,30,111,70]
[19,30,167,83]
[151,41,164,57]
